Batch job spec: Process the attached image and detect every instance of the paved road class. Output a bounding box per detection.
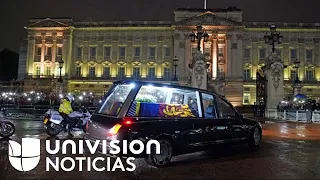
[0,120,320,179]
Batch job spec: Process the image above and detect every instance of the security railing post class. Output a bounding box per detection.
[283,110,286,120]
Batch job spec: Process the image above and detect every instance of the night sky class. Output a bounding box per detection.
[1,0,320,53]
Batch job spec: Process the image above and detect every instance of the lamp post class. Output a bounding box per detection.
[57,59,64,94]
[172,56,178,81]
[292,59,302,96]
[58,59,64,83]
[263,25,283,53]
[190,25,209,51]
[294,59,300,84]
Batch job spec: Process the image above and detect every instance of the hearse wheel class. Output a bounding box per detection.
[248,126,261,150]
[145,138,173,167]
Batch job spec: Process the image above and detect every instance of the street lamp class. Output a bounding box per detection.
[172,56,178,81]
[190,25,209,51]
[58,59,64,83]
[263,25,283,53]
[294,59,300,84]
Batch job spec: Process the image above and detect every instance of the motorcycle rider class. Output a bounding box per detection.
[59,95,75,137]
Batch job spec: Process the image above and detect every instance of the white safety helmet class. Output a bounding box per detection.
[66,95,75,103]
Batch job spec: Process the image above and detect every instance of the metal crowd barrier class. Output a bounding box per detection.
[265,109,320,123]
[1,104,97,120]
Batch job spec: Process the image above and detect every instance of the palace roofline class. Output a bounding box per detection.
[75,21,173,27]
[175,6,242,12]
[244,22,320,28]
[27,18,320,29]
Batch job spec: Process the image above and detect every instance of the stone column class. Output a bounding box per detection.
[66,29,74,78]
[263,52,285,109]
[27,32,35,76]
[189,51,208,90]
[62,35,68,76]
[226,34,232,77]
[212,35,217,80]
[52,32,57,76]
[41,33,46,75]
[236,34,243,79]
[184,35,191,81]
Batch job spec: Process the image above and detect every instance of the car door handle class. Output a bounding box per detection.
[227,121,233,125]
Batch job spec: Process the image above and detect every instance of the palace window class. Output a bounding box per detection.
[45,66,51,76]
[104,47,111,59]
[76,47,82,58]
[89,67,95,77]
[36,47,42,56]
[57,47,62,56]
[244,48,250,59]
[306,69,314,81]
[148,67,156,78]
[119,47,126,58]
[244,69,251,80]
[149,47,156,58]
[243,93,250,104]
[164,47,170,57]
[46,47,52,56]
[204,48,211,57]
[290,49,297,59]
[134,47,141,57]
[133,67,140,78]
[259,48,266,60]
[218,47,224,57]
[118,67,125,79]
[35,66,40,76]
[164,67,170,80]
[290,69,297,81]
[76,66,81,77]
[90,47,96,59]
[306,49,313,61]
[104,67,110,78]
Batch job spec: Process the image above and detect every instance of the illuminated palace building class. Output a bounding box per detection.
[18,7,320,106]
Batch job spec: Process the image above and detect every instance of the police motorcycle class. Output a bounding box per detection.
[43,106,91,137]
[0,109,15,138]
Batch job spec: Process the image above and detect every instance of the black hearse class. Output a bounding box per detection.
[86,81,262,166]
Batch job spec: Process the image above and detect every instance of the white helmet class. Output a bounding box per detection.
[66,95,74,103]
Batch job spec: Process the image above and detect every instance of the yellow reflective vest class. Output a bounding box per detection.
[59,98,73,115]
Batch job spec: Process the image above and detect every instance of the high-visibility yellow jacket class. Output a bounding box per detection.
[59,98,73,115]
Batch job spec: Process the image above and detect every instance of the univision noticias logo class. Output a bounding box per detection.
[8,138,41,171]
[8,138,160,172]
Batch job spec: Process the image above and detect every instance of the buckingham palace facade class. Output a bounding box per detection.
[18,7,320,107]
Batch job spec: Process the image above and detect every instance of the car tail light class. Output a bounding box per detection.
[122,117,133,125]
[108,124,122,136]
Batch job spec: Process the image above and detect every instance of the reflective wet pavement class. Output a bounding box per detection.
[0,120,320,180]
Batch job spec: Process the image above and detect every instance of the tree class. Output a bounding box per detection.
[0,49,19,81]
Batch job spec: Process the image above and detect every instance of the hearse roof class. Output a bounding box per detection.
[113,80,224,99]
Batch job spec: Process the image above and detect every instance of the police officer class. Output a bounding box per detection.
[59,95,75,137]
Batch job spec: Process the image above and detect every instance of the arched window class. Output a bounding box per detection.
[147,62,156,79]
[162,62,170,80]
[117,62,126,79]
[102,61,112,78]
[132,62,141,79]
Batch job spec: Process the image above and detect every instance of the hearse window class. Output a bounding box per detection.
[98,84,134,116]
[217,97,237,119]
[201,93,217,118]
[127,85,200,117]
